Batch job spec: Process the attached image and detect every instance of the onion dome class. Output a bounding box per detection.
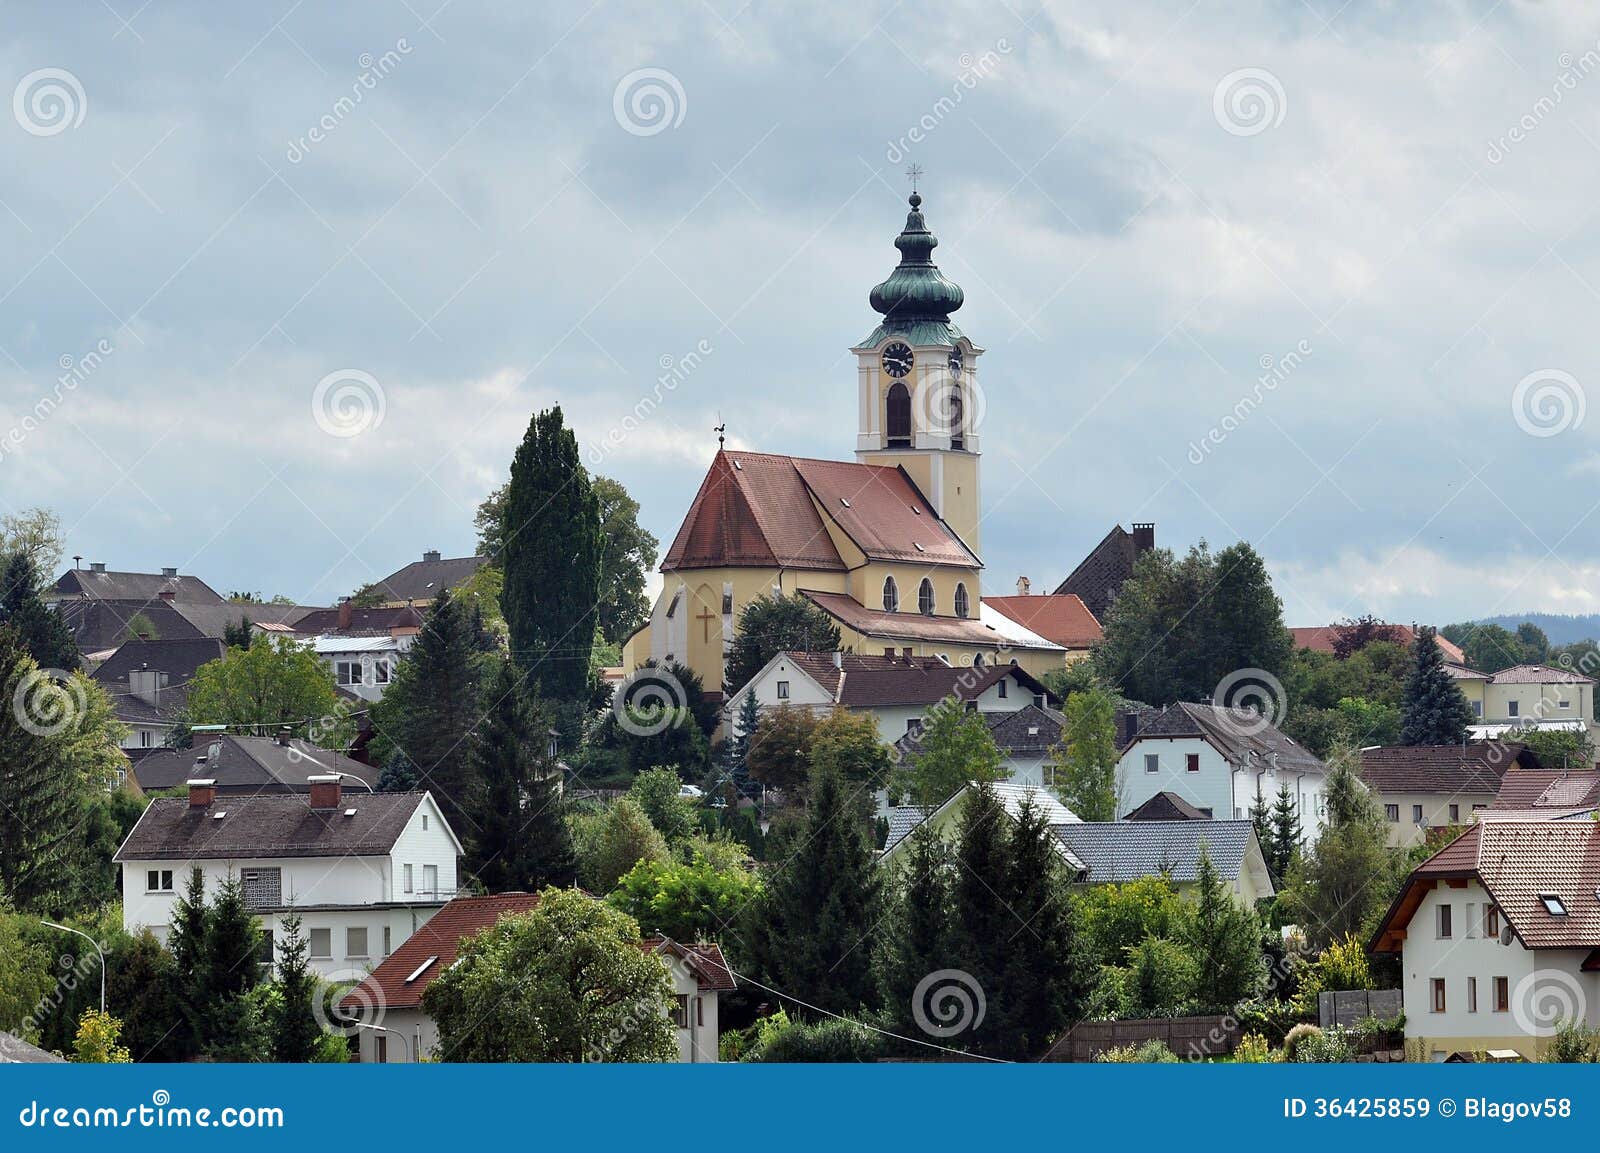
[868,192,965,326]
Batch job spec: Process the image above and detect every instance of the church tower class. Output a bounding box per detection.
[854,189,982,557]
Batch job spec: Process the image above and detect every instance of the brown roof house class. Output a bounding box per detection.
[1359,742,1542,848]
[339,893,735,1063]
[983,589,1103,660]
[1372,810,1600,1060]
[1290,624,1466,665]
[1052,523,1154,621]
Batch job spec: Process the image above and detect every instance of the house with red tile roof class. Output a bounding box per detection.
[1290,624,1465,664]
[1446,663,1600,751]
[1372,811,1600,1060]
[339,892,735,1063]
[620,193,1068,698]
[982,592,1102,658]
[1359,742,1541,847]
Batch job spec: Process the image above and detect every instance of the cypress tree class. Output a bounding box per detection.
[371,588,483,826]
[1400,625,1475,745]
[760,766,879,1015]
[468,658,576,892]
[1248,786,1270,856]
[501,406,602,706]
[0,552,78,671]
[876,822,954,1034]
[272,911,321,1062]
[0,627,88,911]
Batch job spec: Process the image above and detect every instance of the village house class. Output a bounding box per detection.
[1115,702,1329,832]
[1050,819,1275,905]
[1447,662,1599,752]
[290,602,425,701]
[1290,623,1466,664]
[1359,742,1542,848]
[880,781,1082,870]
[893,701,1067,790]
[339,893,735,1063]
[88,636,225,757]
[1371,812,1600,1061]
[114,777,460,979]
[129,732,377,796]
[981,585,1103,663]
[367,549,489,607]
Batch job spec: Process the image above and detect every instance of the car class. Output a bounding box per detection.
[676,784,704,799]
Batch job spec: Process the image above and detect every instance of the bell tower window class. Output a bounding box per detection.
[886,382,911,448]
[949,383,964,450]
[882,576,899,613]
[918,578,935,616]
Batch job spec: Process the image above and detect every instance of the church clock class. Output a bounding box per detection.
[881,342,913,377]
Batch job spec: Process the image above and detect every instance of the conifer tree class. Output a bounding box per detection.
[1248,786,1270,855]
[1268,783,1302,881]
[468,658,576,892]
[165,866,209,1055]
[1182,846,1264,1009]
[876,822,953,1033]
[0,551,78,670]
[272,911,321,1062]
[1400,625,1475,746]
[501,405,602,706]
[201,872,261,1056]
[951,782,1011,1042]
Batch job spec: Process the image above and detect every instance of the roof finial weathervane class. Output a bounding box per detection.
[714,420,726,450]
[905,163,923,194]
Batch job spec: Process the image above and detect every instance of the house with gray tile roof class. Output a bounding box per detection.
[879,781,1082,871]
[1050,819,1274,904]
[893,702,1067,790]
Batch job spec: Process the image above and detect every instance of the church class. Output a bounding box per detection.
[620,188,1068,698]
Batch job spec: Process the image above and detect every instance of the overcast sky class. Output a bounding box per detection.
[3,1,1599,626]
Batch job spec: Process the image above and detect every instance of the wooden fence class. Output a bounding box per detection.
[1043,1015,1241,1062]
[1318,989,1403,1029]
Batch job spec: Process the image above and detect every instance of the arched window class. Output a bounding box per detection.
[882,575,899,612]
[972,651,985,668]
[954,582,970,619]
[918,578,935,616]
[949,383,965,450]
[886,382,911,448]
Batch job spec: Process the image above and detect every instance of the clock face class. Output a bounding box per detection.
[948,351,964,377]
[881,342,913,378]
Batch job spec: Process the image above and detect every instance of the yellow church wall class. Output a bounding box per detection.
[846,560,978,622]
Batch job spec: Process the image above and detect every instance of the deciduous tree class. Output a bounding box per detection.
[723,594,840,694]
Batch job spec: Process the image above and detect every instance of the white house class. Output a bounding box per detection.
[893,702,1067,789]
[1115,702,1330,834]
[1372,812,1600,1061]
[114,777,462,980]
[880,781,1082,870]
[339,893,736,1063]
[730,650,1052,744]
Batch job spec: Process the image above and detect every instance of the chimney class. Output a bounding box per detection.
[1115,709,1142,750]
[833,650,844,670]
[276,725,293,747]
[337,596,352,630]
[162,566,178,577]
[308,774,342,809]
[423,549,442,563]
[1132,523,1155,553]
[1016,575,1031,596]
[187,778,217,807]
[90,561,106,573]
[158,589,175,601]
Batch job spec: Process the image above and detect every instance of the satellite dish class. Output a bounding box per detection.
[1500,924,1515,947]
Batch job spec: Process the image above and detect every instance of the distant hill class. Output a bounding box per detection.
[1473,614,1600,646]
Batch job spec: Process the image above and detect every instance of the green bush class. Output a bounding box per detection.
[1291,1025,1353,1063]
[1233,1032,1277,1063]
[1126,936,1197,1017]
[1094,1039,1179,1063]
[752,1017,881,1063]
[1282,1022,1322,1061]
[1546,1020,1600,1063]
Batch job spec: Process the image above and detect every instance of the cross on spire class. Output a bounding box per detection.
[905,163,923,192]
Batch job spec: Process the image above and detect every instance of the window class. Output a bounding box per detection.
[997,679,1008,699]
[1466,902,1477,938]
[383,926,392,956]
[375,1035,387,1064]
[1484,906,1500,938]
[972,652,985,667]
[422,864,438,896]
[1560,698,1571,709]
[1472,699,1483,716]
[882,576,899,613]
[1508,700,1520,717]
[918,578,935,616]
[1467,977,1478,1013]
[954,583,970,619]
[309,928,332,959]
[1144,753,1159,774]
[1384,804,1399,822]
[672,995,690,1028]
[885,382,911,447]
[373,660,391,686]
[949,384,965,449]
[139,729,153,748]
[146,869,174,893]
[422,814,428,831]
[1448,803,1459,823]
[1540,894,1568,916]
[776,680,790,700]
[905,718,924,736]
[347,927,369,958]
[402,864,413,894]
[335,660,361,686]
[240,867,282,910]
[1494,977,1509,1012]
[1185,753,1200,773]
[1411,804,1423,824]
[1430,978,1446,1013]
[722,590,733,615]
[256,930,274,969]
[1437,903,1452,939]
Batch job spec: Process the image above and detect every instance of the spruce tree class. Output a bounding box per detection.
[0,627,88,911]
[1182,846,1264,1009]
[1268,783,1302,881]
[758,766,879,1015]
[165,866,209,1057]
[501,405,602,706]
[1400,625,1475,745]
[272,911,321,1062]
[371,588,483,826]
[951,782,1011,1047]
[201,872,261,1056]
[468,658,576,892]
[876,822,953,1034]
[1248,786,1270,855]
[0,551,78,671]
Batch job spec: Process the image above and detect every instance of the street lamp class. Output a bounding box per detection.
[39,921,105,1015]
[335,770,374,792]
[351,1021,409,1063]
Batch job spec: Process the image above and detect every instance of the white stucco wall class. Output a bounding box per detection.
[1115,736,1328,834]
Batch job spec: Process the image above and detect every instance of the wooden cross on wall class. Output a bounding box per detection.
[696,605,717,643]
